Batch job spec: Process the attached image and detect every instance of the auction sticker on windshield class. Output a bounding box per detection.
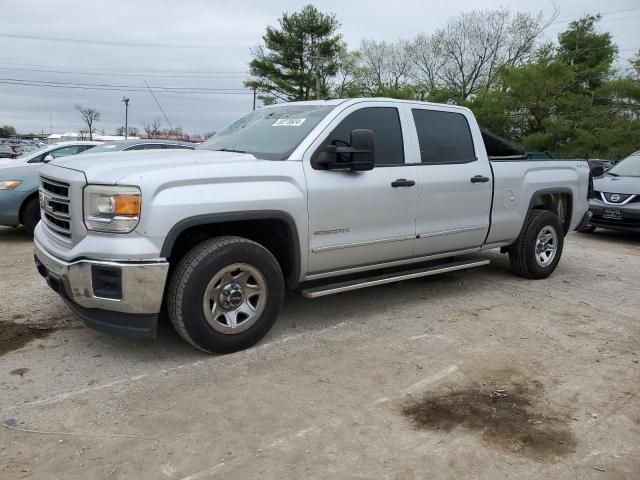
[272,118,306,127]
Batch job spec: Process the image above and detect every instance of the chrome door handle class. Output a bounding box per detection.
[391,179,416,187]
[470,175,490,183]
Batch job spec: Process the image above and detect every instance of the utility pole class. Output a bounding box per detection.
[315,41,321,100]
[252,87,257,111]
[121,97,130,139]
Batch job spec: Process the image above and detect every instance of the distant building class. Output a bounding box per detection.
[94,135,140,142]
[47,131,80,142]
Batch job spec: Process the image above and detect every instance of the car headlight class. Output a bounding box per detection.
[83,185,141,233]
[0,180,22,190]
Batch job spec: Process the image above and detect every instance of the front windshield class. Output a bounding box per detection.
[198,104,335,160]
[608,153,640,177]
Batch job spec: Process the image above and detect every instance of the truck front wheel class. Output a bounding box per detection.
[508,209,564,279]
[167,236,284,353]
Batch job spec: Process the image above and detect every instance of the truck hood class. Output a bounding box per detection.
[51,149,262,184]
[594,174,640,195]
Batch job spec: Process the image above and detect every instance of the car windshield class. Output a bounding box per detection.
[197,104,335,160]
[607,153,640,177]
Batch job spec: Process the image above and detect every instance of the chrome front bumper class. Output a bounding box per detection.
[34,238,169,315]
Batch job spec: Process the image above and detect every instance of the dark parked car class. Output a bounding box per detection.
[84,139,196,154]
[581,150,640,233]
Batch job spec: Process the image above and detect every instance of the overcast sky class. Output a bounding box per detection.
[1,0,638,135]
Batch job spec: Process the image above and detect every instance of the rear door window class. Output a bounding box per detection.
[412,109,476,164]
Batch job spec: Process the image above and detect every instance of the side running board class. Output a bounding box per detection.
[302,259,490,299]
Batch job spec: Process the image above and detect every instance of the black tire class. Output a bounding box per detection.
[578,225,596,233]
[167,236,284,353]
[21,197,41,236]
[508,209,564,279]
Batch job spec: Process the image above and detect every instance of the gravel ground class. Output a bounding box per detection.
[0,225,639,479]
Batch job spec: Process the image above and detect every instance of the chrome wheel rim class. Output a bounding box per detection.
[202,263,267,334]
[535,225,558,268]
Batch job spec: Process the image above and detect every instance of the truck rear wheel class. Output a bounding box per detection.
[167,236,284,353]
[508,209,564,279]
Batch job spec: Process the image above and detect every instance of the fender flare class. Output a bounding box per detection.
[160,210,301,288]
[521,187,574,238]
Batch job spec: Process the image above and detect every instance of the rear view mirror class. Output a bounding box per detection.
[315,129,375,171]
[43,154,54,163]
[349,129,375,171]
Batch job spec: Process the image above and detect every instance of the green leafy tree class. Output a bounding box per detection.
[468,15,636,159]
[331,46,367,98]
[631,49,640,77]
[0,125,17,137]
[245,4,342,101]
[557,15,617,91]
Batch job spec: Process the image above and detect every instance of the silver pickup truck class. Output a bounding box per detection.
[33,98,592,353]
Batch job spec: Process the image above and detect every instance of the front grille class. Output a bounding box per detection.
[41,179,69,197]
[40,176,72,238]
[602,192,636,204]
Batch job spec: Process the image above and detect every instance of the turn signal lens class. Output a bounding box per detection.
[114,194,141,216]
[0,180,22,190]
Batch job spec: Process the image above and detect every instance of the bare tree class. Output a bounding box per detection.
[116,126,139,137]
[144,119,162,139]
[409,33,446,97]
[331,48,366,97]
[75,104,101,140]
[359,39,414,93]
[430,8,554,99]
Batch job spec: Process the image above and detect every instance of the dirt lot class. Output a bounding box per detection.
[0,225,639,479]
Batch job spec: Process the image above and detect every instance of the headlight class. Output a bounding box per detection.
[0,180,22,190]
[83,185,141,233]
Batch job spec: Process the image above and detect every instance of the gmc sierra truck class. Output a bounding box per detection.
[33,98,592,353]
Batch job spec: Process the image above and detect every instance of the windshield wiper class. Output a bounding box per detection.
[215,148,247,154]
[606,172,619,176]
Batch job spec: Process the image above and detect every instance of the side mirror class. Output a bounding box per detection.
[315,129,375,171]
[590,164,605,177]
[43,154,54,163]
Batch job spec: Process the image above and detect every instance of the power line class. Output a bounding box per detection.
[0,61,249,75]
[0,66,250,79]
[0,77,246,92]
[0,79,250,95]
[0,33,253,49]
[0,34,319,51]
[145,81,173,131]
[549,6,640,25]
